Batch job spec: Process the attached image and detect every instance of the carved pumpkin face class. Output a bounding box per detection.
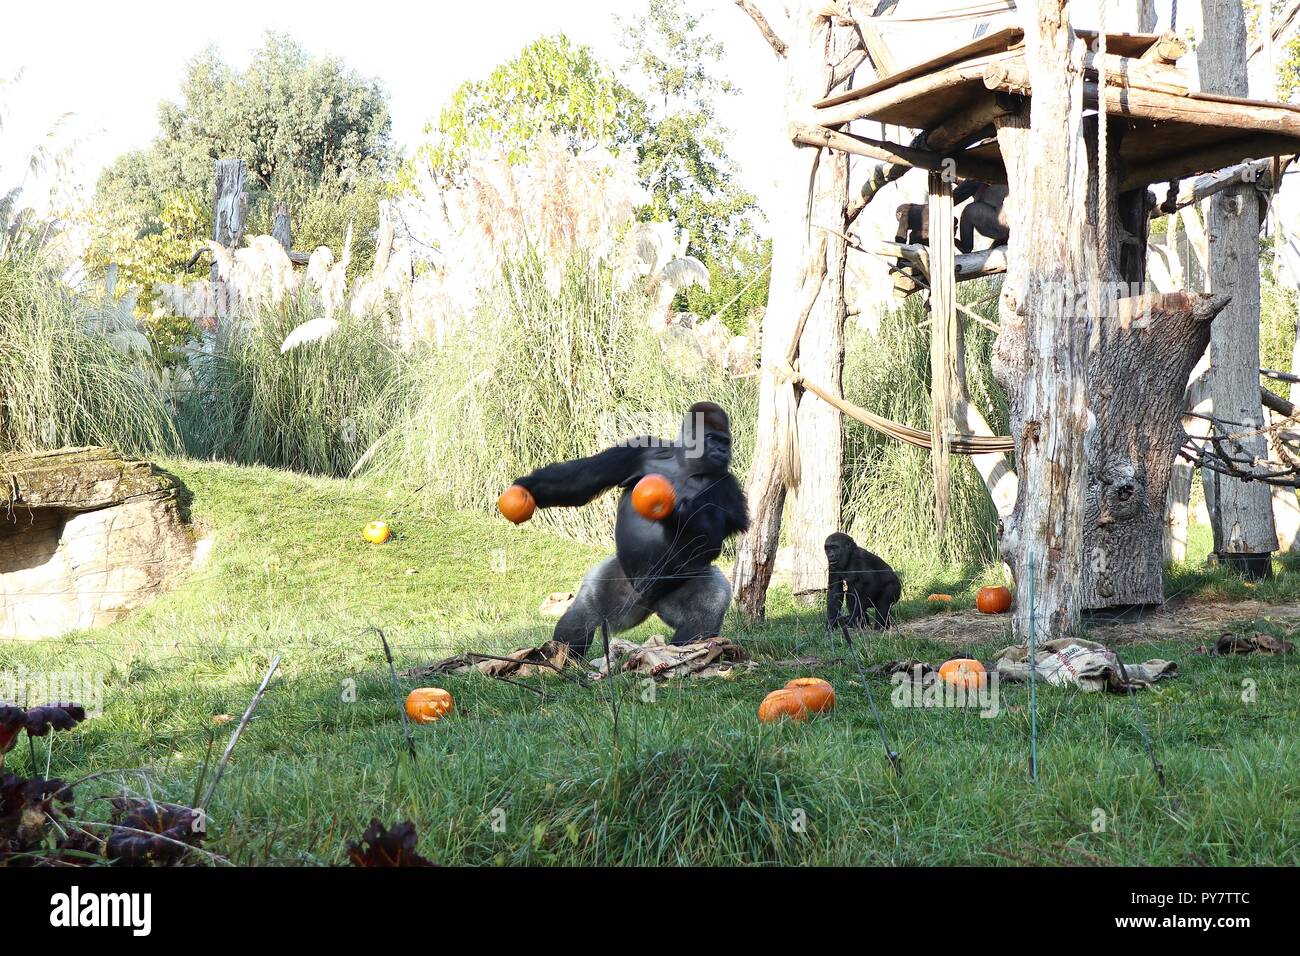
[405,688,454,724]
[498,485,536,524]
[363,520,391,544]
[976,585,1013,614]
[785,677,836,714]
[631,474,676,521]
[938,658,986,690]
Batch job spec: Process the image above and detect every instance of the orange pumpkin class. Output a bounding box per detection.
[785,677,836,714]
[976,585,1013,614]
[498,485,536,524]
[405,687,454,724]
[362,520,391,544]
[927,593,953,603]
[758,687,810,723]
[938,658,986,690]
[631,474,676,521]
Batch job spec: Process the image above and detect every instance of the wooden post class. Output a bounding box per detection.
[788,24,853,600]
[990,1,1095,640]
[928,171,958,543]
[272,202,292,252]
[732,0,852,615]
[211,159,249,284]
[1197,0,1278,574]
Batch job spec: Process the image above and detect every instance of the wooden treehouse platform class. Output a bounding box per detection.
[805,26,1300,191]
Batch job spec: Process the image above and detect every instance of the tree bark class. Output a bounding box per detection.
[1197,0,1278,571]
[991,2,1094,640]
[733,2,847,615]
[788,76,851,596]
[211,159,249,284]
[1083,292,1229,605]
[272,202,292,252]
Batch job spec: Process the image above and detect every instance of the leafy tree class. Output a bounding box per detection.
[407,16,765,328]
[410,34,646,185]
[619,0,759,260]
[85,32,395,332]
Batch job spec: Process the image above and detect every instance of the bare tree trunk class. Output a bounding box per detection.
[788,24,853,599]
[733,2,842,616]
[1197,0,1278,574]
[272,202,292,252]
[211,159,249,284]
[991,2,1093,640]
[1167,354,1211,562]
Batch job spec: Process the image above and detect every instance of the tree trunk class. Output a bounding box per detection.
[991,2,1094,640]
[211,159,249,284]
[272,201,292,252]
[788,24,853,599]
[1083,292,1229,605]
[733,2,842,616]
[1197,0,1277,572]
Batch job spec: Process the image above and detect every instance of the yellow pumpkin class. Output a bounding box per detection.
[498,485,536,524]
[405,687,454,724]
[938,658,986,690]
[784,677,836,714]
[631,474,676,521]
[363,520,391,544]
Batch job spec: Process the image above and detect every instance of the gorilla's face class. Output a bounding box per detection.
[824,535,850,570]
[702,429,732,473]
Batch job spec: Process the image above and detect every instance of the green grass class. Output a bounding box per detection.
[3,460,1298,865]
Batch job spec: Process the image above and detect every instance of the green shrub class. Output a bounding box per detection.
[179,296,407,476]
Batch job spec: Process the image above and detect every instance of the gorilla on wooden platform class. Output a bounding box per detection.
[513,402,749,653]
[824,532,900,630]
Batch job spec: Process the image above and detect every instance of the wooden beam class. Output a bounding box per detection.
[735,0,788,57]
[984,60,1300,137]
[812,51,1020,127]
[791,122,1006,183]
[851,93,1020,221]
[1139,32,1189,64]
[1152,156,1289,216]
[1082,51,1190,96]
[1125,135,1299,190]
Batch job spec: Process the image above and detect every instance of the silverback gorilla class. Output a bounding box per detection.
[514,402,749,653]
[824,532,900,630]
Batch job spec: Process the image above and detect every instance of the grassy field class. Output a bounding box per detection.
[4,460,1299,865]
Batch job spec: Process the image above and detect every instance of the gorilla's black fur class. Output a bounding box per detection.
[515,402,749,653]
[824,532,900,630]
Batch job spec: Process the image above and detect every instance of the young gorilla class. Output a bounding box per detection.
[824,532,901,630]
[952,179,1009,254]
[514,402,749,654]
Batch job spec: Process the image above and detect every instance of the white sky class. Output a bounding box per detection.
[0,0,1197,228]
[1,0,792,217]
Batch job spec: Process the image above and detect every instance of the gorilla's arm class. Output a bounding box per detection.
[952,179,983,205]
[826,569,844,627]
[515,444,648,508]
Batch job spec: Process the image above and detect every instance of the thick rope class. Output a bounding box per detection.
[773,360,1015,453]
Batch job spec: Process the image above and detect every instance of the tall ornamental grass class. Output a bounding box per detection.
[379,250,757,543]
[179,294,408,477]
[0,251,179,456]
[841,284,1008,572]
